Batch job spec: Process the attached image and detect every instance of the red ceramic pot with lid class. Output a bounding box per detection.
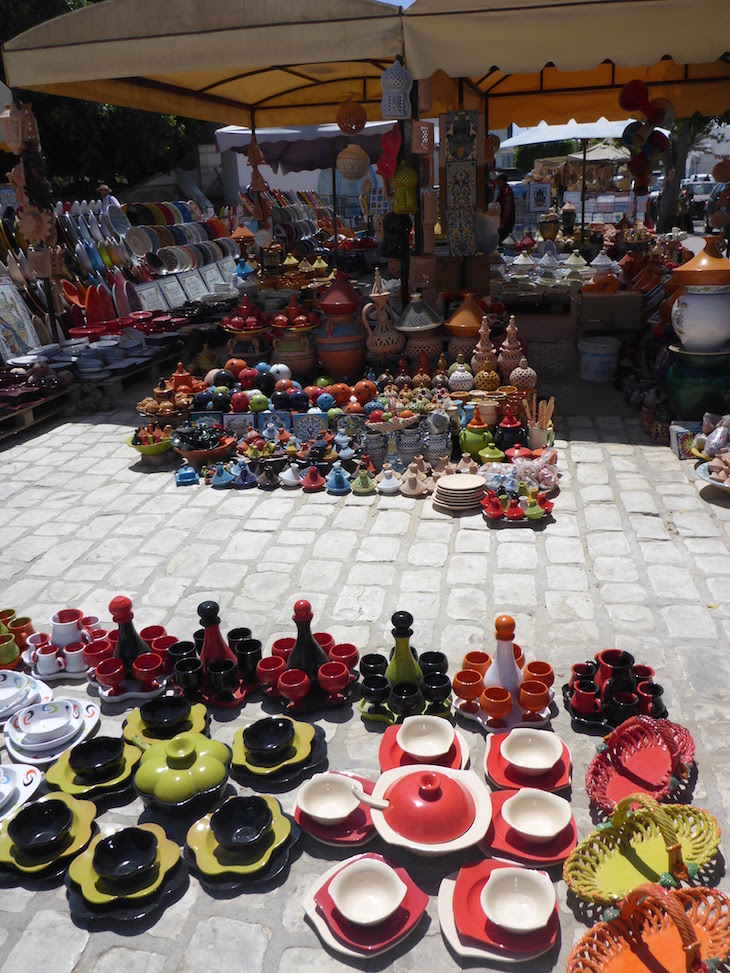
[382,770,476,844]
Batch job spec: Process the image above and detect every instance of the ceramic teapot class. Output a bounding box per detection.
[459,407,491,460]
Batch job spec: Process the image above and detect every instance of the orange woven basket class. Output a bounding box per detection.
[566,883,730,973]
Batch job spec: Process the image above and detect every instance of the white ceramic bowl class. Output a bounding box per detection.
[396,715,455,760]
[296,773,360,825]
[480,867,556,934]
[0,674,29,714]
[329,858,407,927]
[501,788,572,844]
[20,700,76,743]
[499,728,563,777]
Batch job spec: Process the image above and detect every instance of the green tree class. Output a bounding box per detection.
[1,0,203,195]
[514,141,576,176]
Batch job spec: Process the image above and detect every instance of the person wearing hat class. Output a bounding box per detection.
[97,182,121,212]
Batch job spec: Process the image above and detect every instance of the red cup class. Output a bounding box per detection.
[570,680,600,717]
[277,668,310,707]
[271,638,295,662]
[633,664,655,683]
[329,643,359,672]
[140,625,166,649]
[256,655,285,691]
[132,652,163,692]
[95,658,126,695]
[88,629,108,642]
[151,635,178,676]
[569,661,599,689]
[314,632,335,656]
[83,640,113,669]
[107,630,119,647]
[317,660,349,698]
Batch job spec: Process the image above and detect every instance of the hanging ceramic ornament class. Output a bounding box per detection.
[336,99,367,135]
[392,161,419,216]
[380,57,413,120]
[336,145,370,182]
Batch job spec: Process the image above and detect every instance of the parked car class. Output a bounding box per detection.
[705,182,727,230]
[680,178,717,220]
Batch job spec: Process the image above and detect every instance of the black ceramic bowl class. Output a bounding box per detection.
[139,695,191,735]
[210,796,273,851]
[68,736,125,782]
[242,717,295,757]
[8,799,74,855]
[93,828,158,886]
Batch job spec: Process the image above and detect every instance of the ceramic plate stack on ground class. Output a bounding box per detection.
[4,699,101,767]
[45,736,143,800]
[0,671,53,728]
[185,794,301,890]
[122,697,209,750]
[379,715,470,771]
[304,853,429,958]
[231,716,327,788]
[66,824,188,925]
[433,473,486,513]
[484,728,572,793]
[0,763,44,822]
[0,793,97,884]
[294,772,377,847]
[438,859,559,962]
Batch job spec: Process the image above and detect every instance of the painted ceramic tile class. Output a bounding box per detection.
[223,412,255,437]
[442,111,478,163]
[255,410,291,432]
[446,208,476,257]
[293,413,328,440]
[335,414,367,440]
[190,411,224,427]
[447,161,477,209]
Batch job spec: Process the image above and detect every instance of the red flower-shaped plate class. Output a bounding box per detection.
[479,789,577,866]
[313,853,428,954]
[452,859,559,957]
[294,771,376,846]
[485,733,571,792]
[378,725,468,772]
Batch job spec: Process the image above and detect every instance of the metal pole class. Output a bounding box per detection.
[331,144,339,268]
[580,138,588,247]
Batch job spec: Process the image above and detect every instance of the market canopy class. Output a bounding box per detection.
[500,119,636,149]
[568,141,631,164]
[3,0,730,127]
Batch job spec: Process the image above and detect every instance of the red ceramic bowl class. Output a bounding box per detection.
[83,641,113,668]
[256,655,285,687]
[132,652,163,690]
[329,643,359,671]
[271,638,295,662]
[139,625,166,649]
[278,668,310,703]
[317,660,349,695]
[95,658,126,694]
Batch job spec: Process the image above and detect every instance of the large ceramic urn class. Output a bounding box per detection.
[666,237,730,352]
[316,271,365,381]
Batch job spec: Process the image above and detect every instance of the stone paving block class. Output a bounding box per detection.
[647,564,699,599]
[454,531,490,552]
[546,565,589,590]
[576,463,609,485]
[661,606,717,639]
[333,586,386,622]
[673,511,721,537]
[3,911,88,973]
[447,586,487,619]
[585,532,632,557]
[605,604,657,632]
[579,486,615,504]
[545,591,595,619]
[545,537,585,563]
[447,554,489,584]
[497,545,538,571]
[356,537,401,562]
[592,556,639,582]
[180,918,270,973]
[492,573,537,608]
[399,569,442,592]
[406,542,448,567]
[370,511,411,535]
[584,505,624,531]
[629,514,671,540]
[348,563,396,586]
[600,582,647,603]
[26,539,94,576]
[332,507,370,530]
[313,530,358,559]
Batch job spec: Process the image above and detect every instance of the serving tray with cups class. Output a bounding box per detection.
[303,853,429,958]
[4,698,101,767]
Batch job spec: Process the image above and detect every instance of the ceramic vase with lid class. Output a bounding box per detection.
[482,615,523,698]
[509,357,537,390]
[497,316,524,381]
[667,236,730,352]
[198,600,237,675]
[471,315,498,374]
[494,406,525,451]
[395,293,444,367]
[317,271,365,381]
[109,596,150,678]
[361,269,405,360]
[448,355,474,392]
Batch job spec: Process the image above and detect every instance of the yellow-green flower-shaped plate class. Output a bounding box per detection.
[68,823,179,906]
[122,703,208,750]
[45,743,142,797]
[134,732,231,807]
[0,792,96,874]
[186,795,291,878]
[232,719,315,776]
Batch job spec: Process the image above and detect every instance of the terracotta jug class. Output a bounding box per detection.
[361,269,405,359]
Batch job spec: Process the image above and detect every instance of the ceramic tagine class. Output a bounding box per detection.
[497,316,524,381]
[666,236,730,352]
[317,271,365,381]
[395,293,444,367]
[494,406,525,451]
[361,269,405,359]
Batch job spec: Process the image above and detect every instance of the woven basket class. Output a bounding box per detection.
[566,883,730,973]
[564,794,720,906]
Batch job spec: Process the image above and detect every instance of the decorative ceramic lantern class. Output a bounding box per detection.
[393,161,419,215]
[410,120,434,155]
[0,101,35,155]
[380,57,413,120]
[336,99,367,135]
[336,144,370,181]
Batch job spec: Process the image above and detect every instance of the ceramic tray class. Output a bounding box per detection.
[294,772,376,847]
[561,682,667,734]
[87,673,169,705]
[21,651,91,683]
[456,689,556,734]
[303,855,428,959]
[438,864,559,964]
[4,701,100,767]
[0,764,43,822]
[480,789,577,867]
[484,733,572,792]
[378,725,470,772]
[566,883,730,973]
[696,461,730,492]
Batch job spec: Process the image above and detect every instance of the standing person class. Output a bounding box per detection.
[495,173,515,242]
[97,182,121,212]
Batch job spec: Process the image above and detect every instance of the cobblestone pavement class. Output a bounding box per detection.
[1,401,730,973]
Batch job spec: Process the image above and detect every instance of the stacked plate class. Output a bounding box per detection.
[433,474,486,513]
[4,698,101,767]
[0,763,44,822]
[0,671,51,726]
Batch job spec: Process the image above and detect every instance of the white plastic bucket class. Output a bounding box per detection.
[578,337,622,382]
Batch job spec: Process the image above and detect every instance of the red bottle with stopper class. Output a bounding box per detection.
[197,600,237,675]
[286,599,330,681]
[109,596,151,678]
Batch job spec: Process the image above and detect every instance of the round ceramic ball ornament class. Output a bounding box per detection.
[270,363,292,382]
[336,144,370,182]
[248,392,269,412]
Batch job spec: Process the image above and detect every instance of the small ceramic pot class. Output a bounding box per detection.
[571,679,600,717]
[8,616,35,651]
[0,634,19,667]
[569,661,598,688]
[329,643,359,672]
[151,635,178,676]
[82,640,113,669]
[278,668,310,707]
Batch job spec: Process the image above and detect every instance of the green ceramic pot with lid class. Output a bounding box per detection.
[133,732,231,808]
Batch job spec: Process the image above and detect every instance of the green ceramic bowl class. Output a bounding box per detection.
[125,435,172,456]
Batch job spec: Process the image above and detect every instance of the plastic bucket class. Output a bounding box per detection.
[578,337,621,382]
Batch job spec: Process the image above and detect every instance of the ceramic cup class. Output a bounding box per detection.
[523,661,554,689]
[81,615,100,632]
[271,638,295,662]
[27,633,51,658]
[82,640,113,669]
[0,609,16,631]
[329,643,359,673]
[193,629,205,654]
[633,664,655,684]
[175,657,204,696]
[208,658,239,699]
[50,609,82,648]
[389,682,423,721]
[637,680,664,717]
[359,653,387,679]
[35,644,65,676]
[64,640,88,674]
[139,625,166,649]
[419,651,449,676]
[0,634,19,666]
[569,661,598,688]
[278,668,310,707]
[8,617,35,651]
[462,651,491,676]
[151,635,178,676]
[235,639,262,683]
[314,632,335,656]
[570,679,600,717]
[361,674,390,713]
[604,691,639,725]
[256,655,286,691]
[227,627,252,653]
[421,672,452,714]
[167,641,197,668]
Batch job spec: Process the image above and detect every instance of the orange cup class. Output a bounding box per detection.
[523,660,554,689]
[480,686,512,726]
[462,651,491,676]
[519,679,550,720]
[453,669,484,712]
[8,616,34,650]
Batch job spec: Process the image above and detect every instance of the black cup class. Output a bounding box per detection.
[390,682,423,722]
[421,672,452,713]
[361,675,391,714]
[419,651,448,676]
[235,639,263,683]
[228,627,253,652]
[168,641,197,667]
[604,691,639,726]
[193,629,205,654]
[360,653,387,679]
[208,658,238,699]
[175,657,204,696]
[641,681,666,717]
